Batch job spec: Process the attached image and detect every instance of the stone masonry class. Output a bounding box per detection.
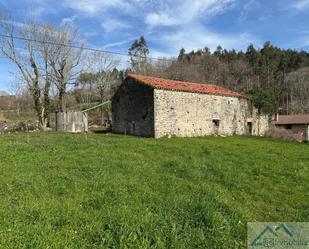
[112,77,154,137]
[112,74,270,138]
[153,89,269,138]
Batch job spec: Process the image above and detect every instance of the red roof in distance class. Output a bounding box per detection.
[127,73,243,98]
[275,114,309,125]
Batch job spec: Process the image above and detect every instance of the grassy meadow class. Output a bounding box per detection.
[0,132,308,248]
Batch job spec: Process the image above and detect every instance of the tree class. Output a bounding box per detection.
[85,51,120,100]
[214,45,223,58]
[245,44,259,68]
[75,72,98,105]
[178,48,186,61]
[248,89,276,114]
[81,51,121,124]
[8,76,25,117]
[128,36,149,73]
[154,41,309,115]
[0,15,51,129]
[47,25,83,112]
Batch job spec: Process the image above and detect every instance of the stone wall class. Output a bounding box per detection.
[288,125,308,141]
[154,89,269,138]
[291,125,308,142]
[112,78,154,137]
[290,124,307,133]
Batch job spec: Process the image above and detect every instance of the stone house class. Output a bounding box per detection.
[112,73,269,138]
[273,114,309,141]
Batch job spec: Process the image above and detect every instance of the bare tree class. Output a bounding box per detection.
[0,14,51,129]
[75,72,97,106]
[287,68,309,113]
[86,51,120,100]
[84,51,120,124]
[47,25,84,112]
[8,76,25,117]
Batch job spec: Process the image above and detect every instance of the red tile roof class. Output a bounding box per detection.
[127,73,243,98]
[275,115,309,125]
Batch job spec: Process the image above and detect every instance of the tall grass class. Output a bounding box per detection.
[0,133,308,248]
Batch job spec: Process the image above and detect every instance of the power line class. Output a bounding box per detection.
[0,33,220,84]
[0,33,177,63]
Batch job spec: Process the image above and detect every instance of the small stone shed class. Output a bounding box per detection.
[112,73,269,138]
[274,114,309,141]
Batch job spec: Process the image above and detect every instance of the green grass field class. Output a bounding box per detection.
[0,133,308,248]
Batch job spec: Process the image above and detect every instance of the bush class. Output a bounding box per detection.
[12,121,38,132]
[265,127,303,142]
[0,120,39,134]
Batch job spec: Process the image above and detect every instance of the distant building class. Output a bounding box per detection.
[273,114,309,142]
[112,73,269,138]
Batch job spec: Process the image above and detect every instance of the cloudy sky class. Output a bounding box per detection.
[0,0,309,90]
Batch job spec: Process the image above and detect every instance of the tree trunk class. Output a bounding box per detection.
[101,107,104,126]
[100,89,104,126]
[16,102,20,118]
[31,81,46,130]
[58,87,66,112]
[44,79,51,127]
[39,114,48,131]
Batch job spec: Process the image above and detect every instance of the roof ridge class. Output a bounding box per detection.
[128,73,220,88]
[275,114,309,125]
[127,73,243,98]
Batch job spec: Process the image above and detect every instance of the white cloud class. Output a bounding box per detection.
[101,19,130,33]
[2,0,261,57]
[156,25,261,55]
[145,13,176,26]
[238,0,261,22]
[150,50,176,59]
[63,0,130,15]
[102,40,132,50]
[142,1,258,55]
[61,15,77,26]
[145,0,234,26]
[292,0,309,10]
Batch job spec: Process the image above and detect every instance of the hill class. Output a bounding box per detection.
[147,42,309,114]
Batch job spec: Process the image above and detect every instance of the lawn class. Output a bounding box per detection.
[0,133,308,249]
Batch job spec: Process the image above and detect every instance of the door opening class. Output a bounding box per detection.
[213,119,220,135]
[247,122,253,135]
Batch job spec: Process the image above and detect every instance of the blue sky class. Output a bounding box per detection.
[0,0,309,91]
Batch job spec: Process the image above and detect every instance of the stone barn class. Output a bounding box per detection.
[273,114,309,142]
[112,73,269,138]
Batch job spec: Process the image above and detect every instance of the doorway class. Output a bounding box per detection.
[247,122,253,135]
[213,119,220,135]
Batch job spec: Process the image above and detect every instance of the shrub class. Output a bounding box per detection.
[265,127,303,142]
[0,120,39,134]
